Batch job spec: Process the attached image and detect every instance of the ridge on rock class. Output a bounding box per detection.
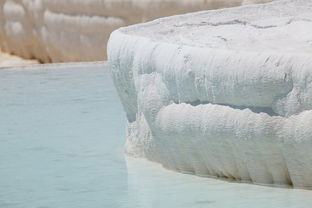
[108,0,312,189]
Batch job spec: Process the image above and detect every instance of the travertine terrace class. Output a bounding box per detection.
[108,0,312,188]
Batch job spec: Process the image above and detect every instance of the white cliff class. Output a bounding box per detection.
[0,0,273,63]
[108,0,312,188]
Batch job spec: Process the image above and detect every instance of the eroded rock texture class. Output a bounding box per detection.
[108,0,312,188]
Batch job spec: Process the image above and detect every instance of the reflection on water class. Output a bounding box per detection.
[1,63,312,208]
[126,157,312,208]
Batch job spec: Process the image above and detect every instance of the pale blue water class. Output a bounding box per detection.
[1,63,312,208]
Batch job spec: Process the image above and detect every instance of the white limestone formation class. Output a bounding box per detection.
[108,0,312,188]
[0,0,273,63]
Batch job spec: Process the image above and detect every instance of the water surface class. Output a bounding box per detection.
[1,63,312,208]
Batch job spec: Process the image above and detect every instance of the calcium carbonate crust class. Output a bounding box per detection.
[0,0,273,63]
[108,0,312,188]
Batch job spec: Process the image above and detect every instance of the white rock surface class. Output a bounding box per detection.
[108,0,312,188]
[0,0,273,63]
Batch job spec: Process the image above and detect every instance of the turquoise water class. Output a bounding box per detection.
[1,63,312,208]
